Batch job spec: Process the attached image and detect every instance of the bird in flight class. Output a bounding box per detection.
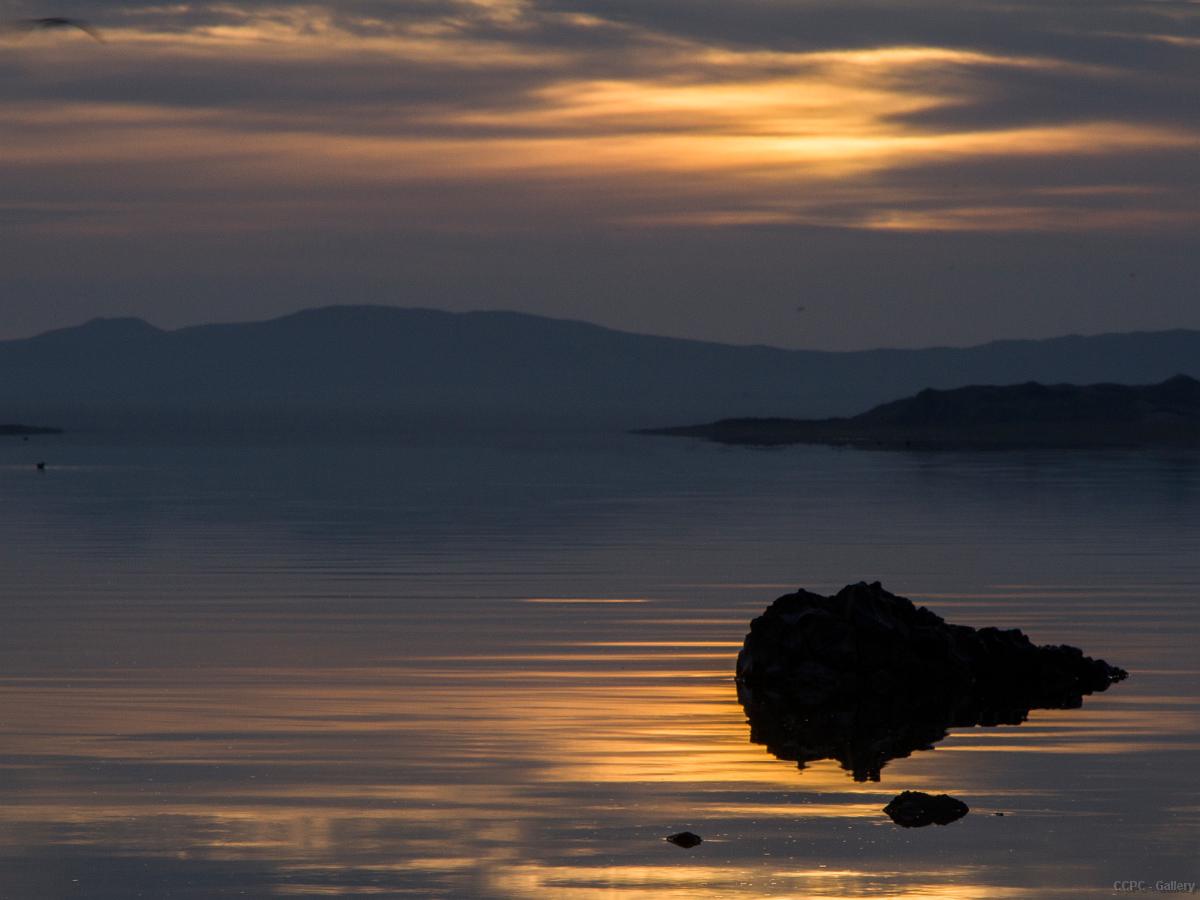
[4,16,104,42]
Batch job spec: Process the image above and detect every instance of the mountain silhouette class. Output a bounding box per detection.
[3,305,1200,434]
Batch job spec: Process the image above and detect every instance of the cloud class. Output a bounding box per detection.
[1,0,1198,344]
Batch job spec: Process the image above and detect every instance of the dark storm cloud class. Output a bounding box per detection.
[535,0,1199,56]
[2,0,1194,141]
[883,48,1200,131]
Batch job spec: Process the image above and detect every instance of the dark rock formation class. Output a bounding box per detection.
[665,831,702,848]
[883,791,969,828]
[737,582,1127,781]
[640,375,1200,448]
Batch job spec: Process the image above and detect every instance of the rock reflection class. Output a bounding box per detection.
[737,582,1128,781]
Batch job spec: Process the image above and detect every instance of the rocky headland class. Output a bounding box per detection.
[641,375,1200,449]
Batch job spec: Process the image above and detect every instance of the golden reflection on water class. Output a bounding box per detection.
[0,587,1197,898]
[482,862,1049,900]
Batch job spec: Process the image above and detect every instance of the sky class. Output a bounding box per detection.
[1,0,1198,350]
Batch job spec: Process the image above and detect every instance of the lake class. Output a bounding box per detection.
[0,432,1197,897]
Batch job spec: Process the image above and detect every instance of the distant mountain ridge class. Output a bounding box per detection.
[642,376,1200,448]
[3,305,1200,433]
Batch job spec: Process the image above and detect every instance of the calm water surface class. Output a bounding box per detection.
[0,433,1197,898]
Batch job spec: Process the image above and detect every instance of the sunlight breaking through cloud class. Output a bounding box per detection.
[3,0,1199,237]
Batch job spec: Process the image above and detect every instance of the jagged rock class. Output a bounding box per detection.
[737,582,1127,781]
[884,791,969,827]
[665,831,702,848]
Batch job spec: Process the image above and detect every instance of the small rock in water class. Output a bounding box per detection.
[883,791,969,828]
[994,812,1005,817]
[666,831,703,848]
